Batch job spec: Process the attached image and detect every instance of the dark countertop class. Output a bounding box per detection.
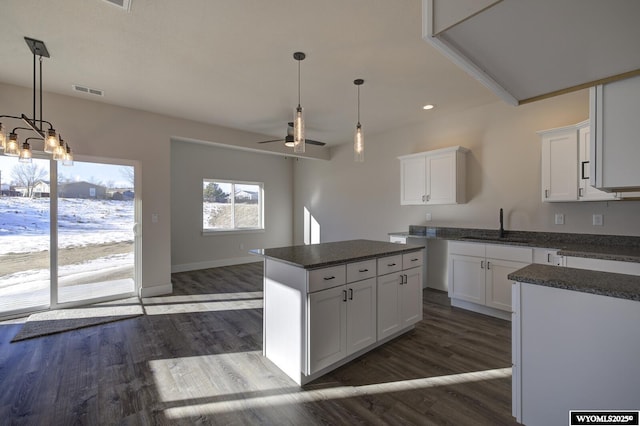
[390,226,640,263]
[508,263,640,302]
[250,239,424,269]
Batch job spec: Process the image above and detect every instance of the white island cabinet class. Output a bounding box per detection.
[256,240,424,385]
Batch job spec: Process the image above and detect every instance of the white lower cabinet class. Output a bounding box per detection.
[448,241,532,318]
[377,253,423,340]
[308,285,347,373]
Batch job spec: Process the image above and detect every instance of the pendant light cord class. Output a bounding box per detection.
[297,58,301,107]
[357,84,361,125]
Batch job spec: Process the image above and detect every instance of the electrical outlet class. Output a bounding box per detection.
[425,213,432,221]
[151,213,159,223]
[554,213,564,225]
[593,214,604,226]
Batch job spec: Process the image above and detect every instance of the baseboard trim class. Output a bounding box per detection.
[139,283,173,298]
[171,256,260,273]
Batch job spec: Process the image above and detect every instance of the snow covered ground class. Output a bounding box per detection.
[0,197,135,305]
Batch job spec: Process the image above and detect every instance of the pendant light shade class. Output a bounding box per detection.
[19,141,33,163]
[293,52,306,153]
[353,79,364,162]
[44,128,59,153]
[5,132,20,156]
[0,123,6,151]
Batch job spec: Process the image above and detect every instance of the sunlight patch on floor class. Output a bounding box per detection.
[150,350,512,419]
[142,292,263,315]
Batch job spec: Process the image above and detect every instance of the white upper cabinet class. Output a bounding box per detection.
[577,122,617,201]
[539,121,619,203]
[590,74,640,192]
[399,146,469,205]
[539,125,579,202]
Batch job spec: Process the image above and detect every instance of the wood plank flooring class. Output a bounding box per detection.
[0,262,520,425]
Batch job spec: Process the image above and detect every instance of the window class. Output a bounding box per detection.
[202,179,263,232]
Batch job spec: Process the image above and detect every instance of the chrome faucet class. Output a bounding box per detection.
[499,208,505,238]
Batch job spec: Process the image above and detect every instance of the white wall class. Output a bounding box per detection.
[293,89,640,244]
[170,140,294,272]
[0,82,315,296]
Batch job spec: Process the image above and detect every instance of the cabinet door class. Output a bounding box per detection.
[541,130,578,202]
[448,254,485,304]
[377,273,401,339]
[400,156,426,205]
[346,278,377,355]
[485,259,527,311]
[425,152,455,205]
[308,286,347,374]
[400,267,423,327]
[578,125,618,201]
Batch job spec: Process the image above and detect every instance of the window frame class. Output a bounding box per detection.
[202,178,264,234]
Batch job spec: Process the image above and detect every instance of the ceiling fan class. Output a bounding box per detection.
[257,122,326,147]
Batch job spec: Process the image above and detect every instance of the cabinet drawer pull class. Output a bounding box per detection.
[480,260,484,269]
[547,253,551,263]
[388,263,396,267]
[411,258,419,262]
[323,276,335,281]
[544,189,549,198]
[358,268,369,273]
[487,261,491,270]
[349,288,354,300]
[343,290,347,302]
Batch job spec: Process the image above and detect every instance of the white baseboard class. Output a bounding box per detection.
[171,256,260,273]
[139,283,173,298]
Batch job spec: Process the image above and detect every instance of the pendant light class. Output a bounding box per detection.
[353,79,364,162]
[1,37,74,163]
[293,52,306,153]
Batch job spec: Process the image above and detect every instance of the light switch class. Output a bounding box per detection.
[152,213,159,223]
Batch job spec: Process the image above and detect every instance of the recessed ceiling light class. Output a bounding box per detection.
[423,104,435,110]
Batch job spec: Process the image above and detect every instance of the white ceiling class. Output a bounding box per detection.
[0,0,498,148]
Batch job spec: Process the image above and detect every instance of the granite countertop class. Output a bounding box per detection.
[508,263,640,301]
[391,226,640,263]
[250,239,423,269]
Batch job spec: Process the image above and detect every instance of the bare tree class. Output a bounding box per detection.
[120,166,134,188]
[12,163,47,198]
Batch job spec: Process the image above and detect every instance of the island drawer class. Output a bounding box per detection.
[346,259,377,283]
[403,250,423,269]
[377,255,403,276]
[308,265,347,293]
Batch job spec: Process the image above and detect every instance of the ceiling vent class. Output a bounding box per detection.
[102,0,132,12]
[73,84,104,97]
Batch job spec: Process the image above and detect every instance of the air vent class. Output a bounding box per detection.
[73,85,104,97]
[102,0,132,12]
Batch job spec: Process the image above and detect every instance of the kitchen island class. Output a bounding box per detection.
[508,264,640,425]
[251,239,425,385]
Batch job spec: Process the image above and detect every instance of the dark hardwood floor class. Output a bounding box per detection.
[0,262,519,425]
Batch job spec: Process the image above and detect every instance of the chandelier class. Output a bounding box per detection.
[0,37,73,165]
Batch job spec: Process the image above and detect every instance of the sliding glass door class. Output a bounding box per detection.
[0,157,52,316]
[56,159,137,305]
[0,156,139,318]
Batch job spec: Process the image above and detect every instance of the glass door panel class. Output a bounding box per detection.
[0,157,51,316]
[56,160,136,305]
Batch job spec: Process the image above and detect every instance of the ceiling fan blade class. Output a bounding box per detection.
[257,139,284,144]
[306,139,326,146]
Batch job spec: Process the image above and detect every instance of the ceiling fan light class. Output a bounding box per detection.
[5,132,20,156]
[19,141,33,163]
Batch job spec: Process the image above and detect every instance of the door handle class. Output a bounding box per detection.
[544,189,549,198]
[481,260,484,269]
[343,290,347,302]
[349,288,353,300]
[487,261,491,270]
